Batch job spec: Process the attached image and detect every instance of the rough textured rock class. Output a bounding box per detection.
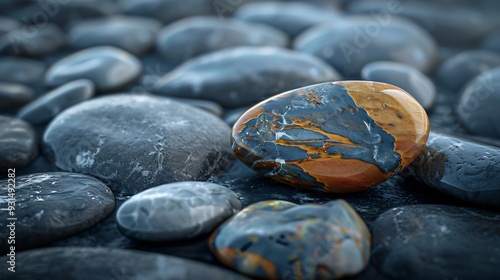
[409,132,500,207]
[154,47,342,108]
[43,94,233,196]
[0,173,115,253]
[0,116,38,170]
[117,182,241,242]
[371,205,500,280]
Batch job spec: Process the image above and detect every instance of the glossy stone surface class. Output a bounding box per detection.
[409,132,500,207]
[371,205,500,280]
[69,16,162,55]
[156,16,288,66]
[117,182,241,242]
[232,81,430,193]
[457,67,500,138]
[235,2,341,38]
[0,247,250,280]
[121,0,213,24]
[362,61,436,110]
[0,173,115,253]
[294,16,438,78]
[437,50,500,91]
[0,82,35,111]
[43,94,233,196]
[154,47,341,108]
[0,57,46,85]
[0,116,38,170]
[18,79,94,125]
[209,199,371,279]
[0,23,66,56]
[44,46,141,91]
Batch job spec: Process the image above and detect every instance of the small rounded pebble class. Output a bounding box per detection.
[17,79,95,125]
[456,66,500,138]
[232,81,430,193]
[0,23,66,56]
[44,46,141,91]
[0,172,115,252]
[0,116,38,170]
[69,16,162,55]
[0,82,35,111]
[156,16,289,66]
[121,0,213,24]
[154,46,342,108]
[362,61,436,110]
[0,57,46,85]
[117,181,241,242]
[210,199,371,279]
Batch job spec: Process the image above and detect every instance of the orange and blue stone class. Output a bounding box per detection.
[209,199,371,279]
[231,81,430,193]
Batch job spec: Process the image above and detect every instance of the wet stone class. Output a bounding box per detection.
[235,2,341,38]
[117,182,241,242]
[371,205,500,280]
[156,16,289,66]
[121,0,213,24]
[361,61,436,110]
[42,94,233,196]
[437,50,500,91]
[0,172,115,253]
[0,116,38,170]
[69,16,162,55]
[232,81,430,193]
[456,66,500,138]
[0,82,35,111]
[1,247,250,280]
[209,200,371,279]
[294,16,438,78]
[409,132,500,207]
[154,47,341,108]
[18,79,94,125]
[0,23,66,56]
[0,57,46,85]
[44,46,141,91]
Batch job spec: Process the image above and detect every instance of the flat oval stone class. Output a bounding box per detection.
[43,94,233,196]
[437,50,500,91]
[0,82,35,111]
[371,205,500,280]
[0,116,38,170]
[409,132,500,207]
[0,172,115,252]
[456,67,500,138]
[294,16,438,78]
[362,61,436,110]
[232,81,430,193]
[235,1,341,38]
[18,79,94,125]
[209,199,371,279]
[0,23,66,56]
[121,0,213,24]
[154,47,342,108]
[156,16,289,66]
[0,57,46,85]
[44,46,141,91]
[1,247,250,280]
[117,181,241,242]
[69,16,162,55]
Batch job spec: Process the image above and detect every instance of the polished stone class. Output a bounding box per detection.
[0,23,66,56]
[0,116,38,170]
[121,0,213,24]
[210,199,370,279]
[0,82,35,111]
[0,57,46,85]
[117,182,241,242]
[232,81,430,193]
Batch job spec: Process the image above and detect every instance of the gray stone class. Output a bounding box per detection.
[69,16,162,55]
[42,94,233,196]
[44,46,141,91]
[0,116,38,170]
[117,181,241,242]
[0,57,46,85]
[437,50,500,91]
[0,82,35,111]
[409,132,500,207]
[156,16,289,66]
[371,204,500,280]
[0,173,115,253]
[153,46,342,108]
[294,16,438,78]
[481,31,500,54]
[0,23,66,56]
[361,61,436,110]
[456,66,500,138]
[165,97,224,117]
[18,79,94,125]
[0,16,19,36]
[120,0,213,24]
[0,247,250,280]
